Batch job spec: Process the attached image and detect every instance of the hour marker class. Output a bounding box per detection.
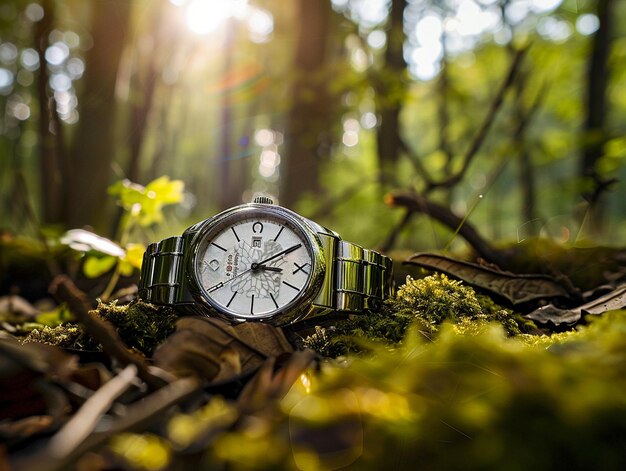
[293,262,310,275]
[227,291,237,308]
[283,281,299,291]
[231,227,240,242]
[270,292,279,309]
[208,259,219,271]
[212,242,227,252]
[250,294,255,314]
[273,226,284,241]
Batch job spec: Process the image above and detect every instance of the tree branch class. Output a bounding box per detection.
[427,47,528,191]
[385,191,507,267]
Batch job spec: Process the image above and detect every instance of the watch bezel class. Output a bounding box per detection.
[185,203,326,325]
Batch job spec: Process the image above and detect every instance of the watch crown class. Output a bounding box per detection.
[253,196,274,205]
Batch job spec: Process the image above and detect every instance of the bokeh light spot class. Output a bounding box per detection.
[576,14,599,36]
[25,3,44,22]
[20,48,39,70]
[0,68,14,89]
[45,42,70,66]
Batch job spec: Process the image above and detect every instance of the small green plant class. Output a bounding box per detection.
[62,176,184,300]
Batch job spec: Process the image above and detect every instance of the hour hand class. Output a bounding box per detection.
[259,265,282,272]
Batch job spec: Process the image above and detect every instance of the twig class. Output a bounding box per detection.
[438,37,454,174]
[427,47,528,191]
[49,275,166,390]
[13,376,203,471]
[48,364,138,459]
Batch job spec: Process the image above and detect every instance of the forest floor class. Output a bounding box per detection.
[1,238,626,471]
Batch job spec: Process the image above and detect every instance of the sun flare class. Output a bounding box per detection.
[185,0,248,35]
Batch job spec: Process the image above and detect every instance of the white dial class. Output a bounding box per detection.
[196,213,314,319]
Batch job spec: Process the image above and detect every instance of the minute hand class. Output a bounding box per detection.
[254,243,302,268]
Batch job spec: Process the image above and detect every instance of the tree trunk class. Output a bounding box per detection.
[514,72,536,229]
[374,0,407,186]
[580,0,614,233]
[66,0,131,230]
[217,21,247,209]
[281,0,334,208]
[35,0,64,224]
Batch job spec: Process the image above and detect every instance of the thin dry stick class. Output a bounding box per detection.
[14,376,203,471]
[48,364,138,458]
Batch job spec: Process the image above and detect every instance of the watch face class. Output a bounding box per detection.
[192,206,322,321]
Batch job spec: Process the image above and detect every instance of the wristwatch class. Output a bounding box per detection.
[138,197,393,325]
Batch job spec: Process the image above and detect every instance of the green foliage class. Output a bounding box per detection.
[82,243,145,279]
[34,304,72,327]
[395,273,483,326]
[108,176,184,227]
[75,176,185,300]
[285,312,626,471]
[82,255,118,278]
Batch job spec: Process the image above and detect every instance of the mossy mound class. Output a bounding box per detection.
[95,300,177,356]
[20,300,177,356]
[304,274,535,356]
[22,323,97,351]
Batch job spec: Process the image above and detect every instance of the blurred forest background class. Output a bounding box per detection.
[1,0,625,255]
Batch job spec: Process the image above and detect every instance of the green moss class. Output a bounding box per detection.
[304,274,534,357]
[17,300,177,356]
[23,323,99,350]
[94,300,178,356]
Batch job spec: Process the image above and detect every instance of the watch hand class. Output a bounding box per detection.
[252,243,302,269]
[207,266,254,292]
[207,259,284,293]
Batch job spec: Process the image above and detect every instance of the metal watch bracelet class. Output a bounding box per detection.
[139,234,393,316]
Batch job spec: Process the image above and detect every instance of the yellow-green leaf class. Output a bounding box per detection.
[124,243,146,270]
[84,255,117,278]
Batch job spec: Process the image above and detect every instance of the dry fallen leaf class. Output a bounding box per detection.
[153,316,293,382]
[525,284,626,325]
[405,253,573,305]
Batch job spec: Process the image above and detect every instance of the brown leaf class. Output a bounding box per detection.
[525,284,626,325]
[153,316,293,382]
[405,253,572,305]
[213,348,242,382]
[238,349,316,414]
[0,335,75,428]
